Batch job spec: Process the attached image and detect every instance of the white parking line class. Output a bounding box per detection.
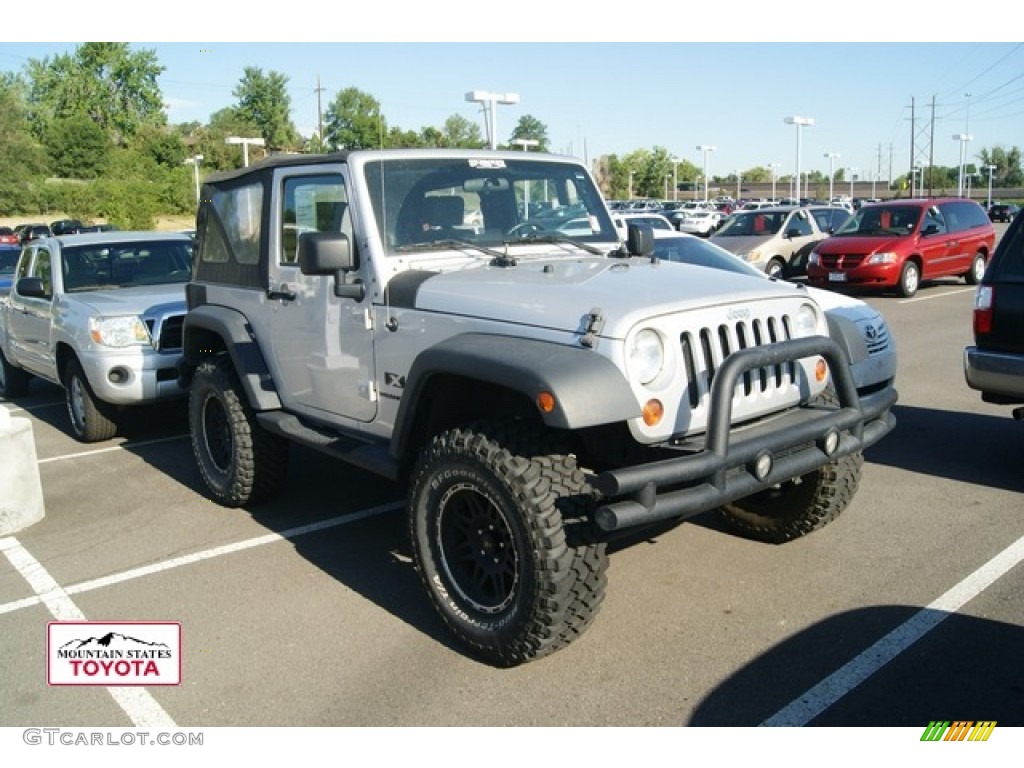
[761,533,1024,726]
[36,434,188,464]
[0,500,404,616]
[0,537,177,728]
[898,287,975,304]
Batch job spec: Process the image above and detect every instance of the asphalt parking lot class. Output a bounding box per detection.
[2,223,1022,730]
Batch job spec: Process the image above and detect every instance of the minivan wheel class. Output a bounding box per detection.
[965,252,986,285]
[897,261,920,298]
[766,258,786,279]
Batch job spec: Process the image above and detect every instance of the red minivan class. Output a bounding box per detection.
[806,197,995,298]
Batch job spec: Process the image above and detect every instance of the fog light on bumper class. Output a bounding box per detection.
[751,451,773,481]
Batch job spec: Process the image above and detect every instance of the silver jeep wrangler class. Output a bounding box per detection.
[178,150,896,666]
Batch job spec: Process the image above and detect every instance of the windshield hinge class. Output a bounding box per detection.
[580,308,604,348]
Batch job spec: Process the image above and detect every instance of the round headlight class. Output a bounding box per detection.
[792,303,821,338]
[628,328,664,385]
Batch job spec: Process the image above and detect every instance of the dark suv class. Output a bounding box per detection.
[988,203,1020,223]
[964,211,1024,419]
[807,197,996,298]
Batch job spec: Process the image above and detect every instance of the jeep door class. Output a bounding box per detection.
[265,168,377,422]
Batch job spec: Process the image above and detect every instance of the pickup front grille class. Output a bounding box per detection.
[145,314,185,352]
[679,315,797,409]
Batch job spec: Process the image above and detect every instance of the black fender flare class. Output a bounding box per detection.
[390,333,640,460]
[181,304,282,411]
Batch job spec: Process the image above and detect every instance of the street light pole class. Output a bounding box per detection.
[769,163,780,202]
[225,136,265,167]
[984,164,997,209]
[628,171,634,200]
[183,154,203,205]
[466,90,520,150]
[733,170,742,201]
[848,168,857,200]
[784,116,814,204]
[697,145,716,202]
[670,157,682,202]
[953,133,974,197]
[824,152,840,201]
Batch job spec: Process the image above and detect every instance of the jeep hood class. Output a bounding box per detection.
[62,284,187,316]
[401,257,813,339]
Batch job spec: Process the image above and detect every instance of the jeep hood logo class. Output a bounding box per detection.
[726,308,751,321]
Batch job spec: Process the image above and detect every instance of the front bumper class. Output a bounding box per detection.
[78,348,186,405]
[964,346,1024,402]
[807,262,899,288]
[593,336,897,531]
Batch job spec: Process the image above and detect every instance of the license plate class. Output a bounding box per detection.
[828,272,847,282]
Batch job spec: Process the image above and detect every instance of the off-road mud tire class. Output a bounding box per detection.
[409,421,608,667]
[189,354,289,507]
[718,385,863,544]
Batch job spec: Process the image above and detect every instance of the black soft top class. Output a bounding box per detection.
[204,151,352,185]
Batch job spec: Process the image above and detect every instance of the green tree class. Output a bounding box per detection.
[508,114,550,152]
[442,114,484,148]
[232,67,299,151]
[324,88,385,150]
[0,78,49,213]
[45,114,111,179]
[26,42,165,144]
[976,145,1023,187]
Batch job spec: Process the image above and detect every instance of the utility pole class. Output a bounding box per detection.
[928,95,936,196]
[315,74,325,151]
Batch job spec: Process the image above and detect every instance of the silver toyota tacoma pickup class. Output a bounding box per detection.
[0,231,193,441]
[176,149,897,666]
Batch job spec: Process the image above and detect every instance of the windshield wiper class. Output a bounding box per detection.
[394,239,506,258]
[502,231,607,256]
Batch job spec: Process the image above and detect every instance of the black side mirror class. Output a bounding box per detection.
[297,231,364,300]
[626,223,655,257]
[16,276,49,299]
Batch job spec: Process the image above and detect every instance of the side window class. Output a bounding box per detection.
[992,220,1024,279]
[15,248,32,281]
[32,248,53,295]
[789,213,813,237]
[280,174,349,264]
[943,201,988,232]
[923,206,947,235]
[203,182,263,266]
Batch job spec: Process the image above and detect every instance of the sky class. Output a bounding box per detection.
[3,3,1023,185]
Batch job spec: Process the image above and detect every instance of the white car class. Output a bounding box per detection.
[612,212,674,240]
[675,210,723,237]
[649,230,897,393]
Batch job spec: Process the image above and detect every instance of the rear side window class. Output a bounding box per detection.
[942,201,990,232]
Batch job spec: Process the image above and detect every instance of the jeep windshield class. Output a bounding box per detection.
[362,155,618,254]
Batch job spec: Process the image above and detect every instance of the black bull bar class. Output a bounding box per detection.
[593,335,897,531]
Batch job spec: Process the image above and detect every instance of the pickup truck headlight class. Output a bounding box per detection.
[628,328,664,385]
[89,316,152,347]
[866,251,898,265]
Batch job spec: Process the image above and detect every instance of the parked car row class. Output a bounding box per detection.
[4,219,120,246]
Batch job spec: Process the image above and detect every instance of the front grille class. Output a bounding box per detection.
[144,314,185,351]
[679,315,797,409]
[820,253,867,269]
